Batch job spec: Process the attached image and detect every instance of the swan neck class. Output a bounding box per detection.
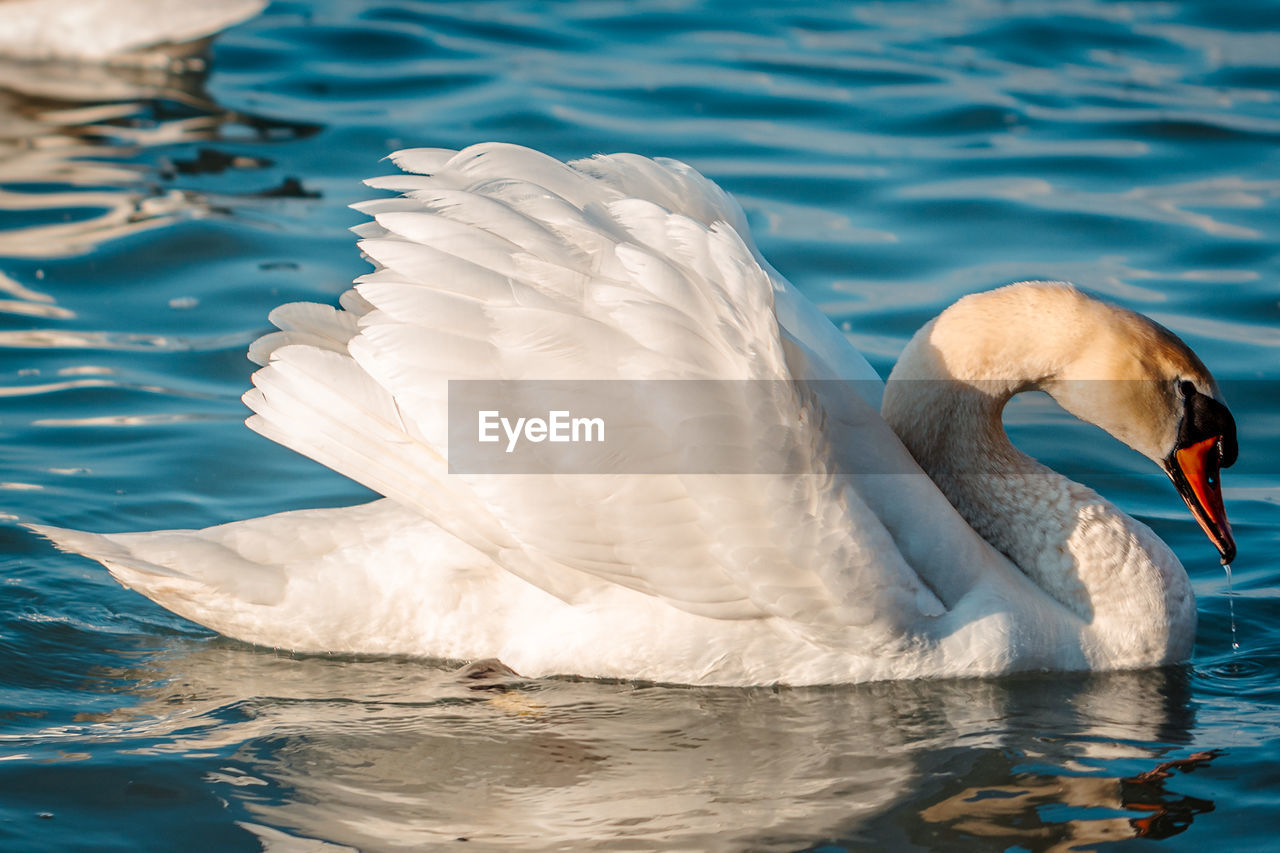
[879,286,1194,662]
[881,284,1112,497]
[881,366,1053,577]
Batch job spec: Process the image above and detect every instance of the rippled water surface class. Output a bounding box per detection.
[3,1,1279,850]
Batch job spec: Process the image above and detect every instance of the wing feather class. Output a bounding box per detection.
[243,143,951,634]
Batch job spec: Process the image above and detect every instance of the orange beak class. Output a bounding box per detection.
[1166,435,1235,564]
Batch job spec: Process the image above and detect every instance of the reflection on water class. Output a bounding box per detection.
[0,27,324,456]
[0,61,320,265]
[0,643,1215,851]
[919,750,1219,851]
[0,68,213,265]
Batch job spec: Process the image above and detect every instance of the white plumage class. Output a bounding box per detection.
[0,0,266,63]
[36,143,1227,685]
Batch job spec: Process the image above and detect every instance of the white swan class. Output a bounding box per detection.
[33,143,1238,686]
[0,0,265,64]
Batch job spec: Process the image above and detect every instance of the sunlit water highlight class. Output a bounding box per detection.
[1,1,1279,850]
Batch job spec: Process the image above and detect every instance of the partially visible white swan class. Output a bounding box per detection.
[33,143,1238,686]
[0,0,265,64]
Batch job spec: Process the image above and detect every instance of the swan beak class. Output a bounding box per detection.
[1165,435,1235,565]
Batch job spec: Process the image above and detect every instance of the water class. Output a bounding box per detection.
[2,0,1278,849]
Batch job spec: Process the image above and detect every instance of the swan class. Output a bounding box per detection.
[0,0,265,64]
[32,143,1238,686]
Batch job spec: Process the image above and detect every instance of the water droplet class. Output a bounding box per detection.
[1224,563,1239,651]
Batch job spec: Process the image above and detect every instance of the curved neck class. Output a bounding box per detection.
[879,287,1088,575]
[882,372,1078,604]
[879,286,1194,663]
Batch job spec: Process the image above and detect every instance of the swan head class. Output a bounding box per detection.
[1037,287,1238,565]
[1160,378,1238,564]
[894,282,1239,563]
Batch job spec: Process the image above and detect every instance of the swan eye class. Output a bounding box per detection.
[1179,379,1196,398]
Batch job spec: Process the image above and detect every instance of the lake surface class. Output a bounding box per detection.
[2,0,1279,850]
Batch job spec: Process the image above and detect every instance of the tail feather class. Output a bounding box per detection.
[28,522,286,606]
[26,501,508,654]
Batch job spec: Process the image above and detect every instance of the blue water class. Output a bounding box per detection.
[2,0,1278,849]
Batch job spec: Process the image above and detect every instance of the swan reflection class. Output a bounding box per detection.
[0,74,314,260]
[45,645,1217,851]
[919,750,1218,851]
[0,24,318,319]
[0,62,220,269]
